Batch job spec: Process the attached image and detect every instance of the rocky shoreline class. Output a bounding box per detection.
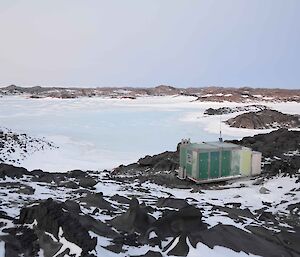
[0,128,57,165]
[0,129,299,257]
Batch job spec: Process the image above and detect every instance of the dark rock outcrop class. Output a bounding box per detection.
[226,109,300,129]
[196,224,300,257]
[19,198,97,256]
[0,163,30,179]
[204,105,268,115]
[156,197,190,209]
[78,192,116,212]
[146,205,205,241]
[110,198,155,234]
[1,227,40,257]
[228,129,300,174]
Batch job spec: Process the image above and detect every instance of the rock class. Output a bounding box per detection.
[227,129,300,174]
[212,205,255,221]
[78,192,116,211]
[245,225,300,255]
[156,197,189,209]
[60,181,79,189]
[67,169,87,178]
[138,151,179,171]
[165,234,189,256]
[110,198,155,234]
[204,105,268,115]
[0,182,35,195]
[197,224,297,257]
[259,187,270,194]
[147,205,205,240]
[114,150,179,175]
[0,129,57,165]
[62,200,81,213]
[258,211,276,222]
[0,163,30,179]
[19,198,97,256]
[110,194,131,205]
[0,227,39,257]
[226,110,300,129]
[17,185,35,195]
[252,178,264,185]
[78,177,98,188]
[131,250,163,257]
[35,229,63,257]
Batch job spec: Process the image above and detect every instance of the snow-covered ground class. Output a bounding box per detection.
[0,95,299,172]
[0,168,298,257]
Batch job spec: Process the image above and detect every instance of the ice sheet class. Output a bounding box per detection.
[1,96,299,172]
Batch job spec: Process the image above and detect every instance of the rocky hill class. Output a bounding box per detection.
[1,85,300,102]
[226,109,300,129]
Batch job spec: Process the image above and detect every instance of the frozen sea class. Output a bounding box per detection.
[1,95,299,172]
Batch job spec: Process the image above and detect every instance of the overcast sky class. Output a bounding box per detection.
[0,0,299,88]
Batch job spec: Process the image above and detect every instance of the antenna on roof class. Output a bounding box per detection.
[219,115,223,142]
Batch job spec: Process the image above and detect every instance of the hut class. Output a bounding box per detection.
[178,139,262,183]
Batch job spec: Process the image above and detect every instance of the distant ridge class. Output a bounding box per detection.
[0,85,299,102]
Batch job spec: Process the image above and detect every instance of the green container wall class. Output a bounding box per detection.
[231,150,241,176]
[180,147,187,168]
[186,150,193,176]
[210,151,220,178]
[221,150,231,177]
[198,152,209,179]
[191,151,198,178]
[180,145,248,181]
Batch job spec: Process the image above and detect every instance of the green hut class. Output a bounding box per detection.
[178,139,261,183]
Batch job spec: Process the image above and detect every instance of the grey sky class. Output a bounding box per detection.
[0,0,299,88]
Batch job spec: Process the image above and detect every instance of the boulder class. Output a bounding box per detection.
[19,198,97,256]
[259,187,270,194]
[0,163,30,179]
[226,110,300,129]
[110,198,155,234]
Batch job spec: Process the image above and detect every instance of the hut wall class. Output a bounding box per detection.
[240,148,252,176]
[251,151,262,175]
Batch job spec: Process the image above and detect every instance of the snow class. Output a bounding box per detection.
[188,241,261,257]
[141,174,300,224]
[1,92,298,257]
[94,181,125,197]
[1,96,299,172]
[53,227,82,257]
[0,241,4,257]
[113,89,132,94]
